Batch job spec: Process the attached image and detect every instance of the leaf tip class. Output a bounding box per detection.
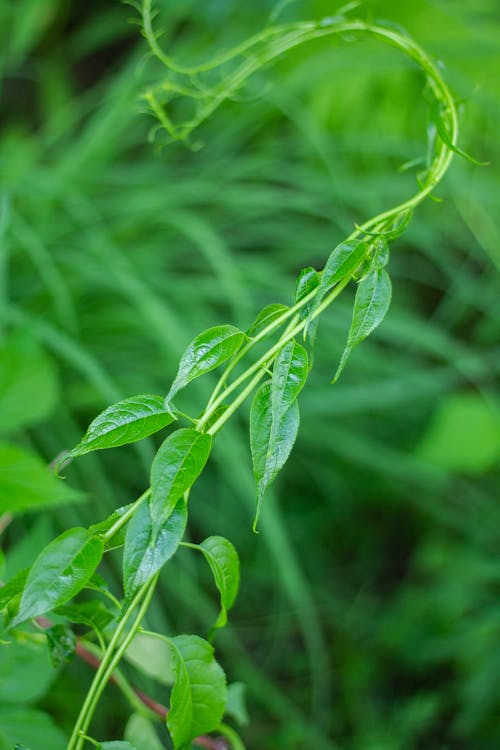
[50,450,74,477]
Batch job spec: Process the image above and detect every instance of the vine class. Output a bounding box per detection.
[0,3,462,749]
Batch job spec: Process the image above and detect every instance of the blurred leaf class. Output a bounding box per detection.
[55,600,115,632]
[416,392,500,473]
[167,634,227,749]
[124,632,174,685]
[0,443,81,515]
[0,641,54,704]
[11,528,104,626]
[225,682,249,726]
[0,707,66,750]
[99,743,138,750]
[0,331,58,436]
[125,713,164,750]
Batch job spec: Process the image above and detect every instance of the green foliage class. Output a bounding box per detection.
[167,634,227,749]
[193,535,240,632]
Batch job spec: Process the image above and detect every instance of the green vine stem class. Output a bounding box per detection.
[60,8,461,749]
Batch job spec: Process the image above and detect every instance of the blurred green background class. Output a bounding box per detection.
[0,0,499,748]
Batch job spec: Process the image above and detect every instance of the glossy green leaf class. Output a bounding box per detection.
[271,340,308,429]
[125,713,165,750]
[150,428,211,533]
[247,304,289,338]
[70,395,175,458]
[0,331,58,436]
[198,536,240,632]
[55,600,116,633]
[165,325,246,405]
[123,499,187,597]
[0,443,81,515]
[305,238,366,334]
[46,624,75,668]
[333,267,392,382]
[11,528,104,626]
[295,267,319,319]
[250,382,300,531]
[167,634,227,749]
[0,708,66,750]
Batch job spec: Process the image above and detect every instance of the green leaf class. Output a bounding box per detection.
[295,267,319,319]
[247,304,289,338]
[70,395,175,458]
[55,600,116,632]
[0,708,66,750]
[11,528,104,626]
[0,641,54,704]
[99,743,138,750]
[305,239,366,334]
[125,713,165,750]
[250,382,300,531]
[123,499,187,597]
[271,341,308,428]
[0,331,58,436]
[46,624,75,668]
[165,325,246,405]
[167,634,227,749]
[124,631,174,686]
[89,502,134,550]
[150,428,211,533]
[198,536,240,632]
[333,267,392,382]
[0,443,81,515]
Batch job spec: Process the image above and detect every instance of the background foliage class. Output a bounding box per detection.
[0,0,499,748]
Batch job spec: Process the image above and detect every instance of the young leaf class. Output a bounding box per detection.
[89,502,135,550]
[295,267,319,319]
[197,536,240,632]
[250,382,300,531]
[123,499,187,598]
[11,528,104,627]
[304,238,366,335]
[167,634,227,749]
[271,340,308,428]
[45,624,76,668]
[333,267,392,382]
[150,428,211,533]
[165,325,246,405]
[247,304,289,338]
[70,395,175,458]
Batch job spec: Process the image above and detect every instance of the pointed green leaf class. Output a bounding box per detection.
[166,325,246,405]
[150,428,211,532]
[334,268,392,382]
[305,239,366,335]
[295,267,319,319]
[124,499,187,597]
[70,395,175,458]
[0,443,81,515]
[247,304,289,338]
[11,528,104,626]
[271,341,308,428]
[250,382,300,531]
[197,536,240,632]
[167,634,227,749]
